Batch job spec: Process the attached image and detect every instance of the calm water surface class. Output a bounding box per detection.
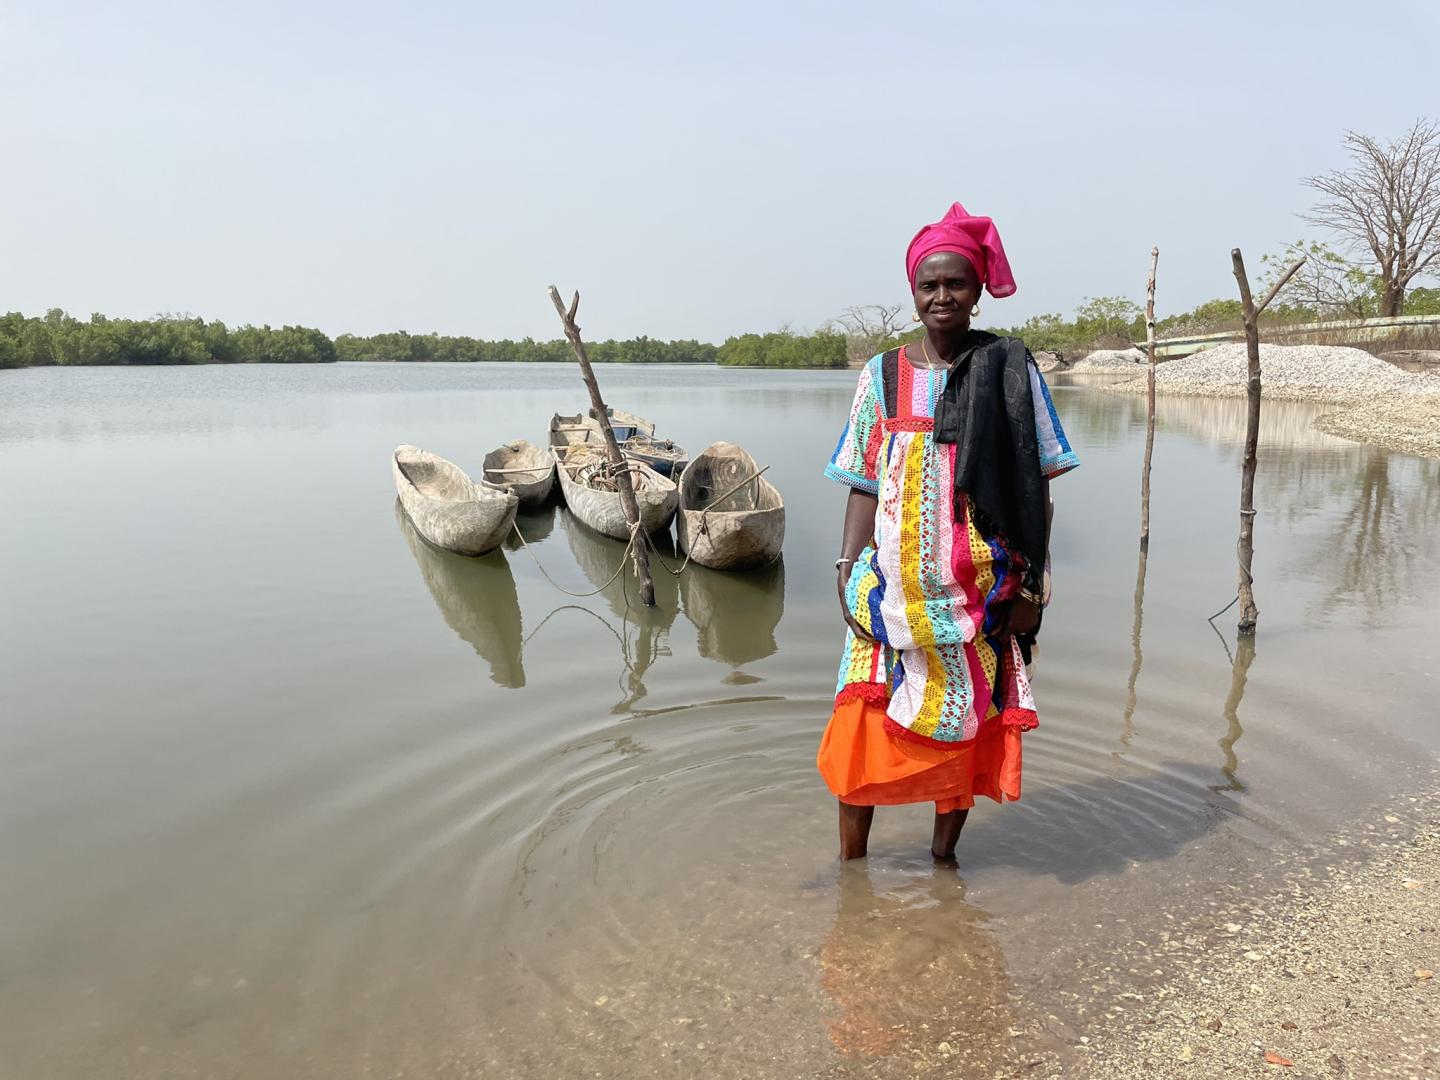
[2,362,1438,1077]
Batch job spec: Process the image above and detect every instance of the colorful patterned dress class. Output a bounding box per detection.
[817,345,1078,811]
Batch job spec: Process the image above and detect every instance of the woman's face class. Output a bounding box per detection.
[913,252,982,335]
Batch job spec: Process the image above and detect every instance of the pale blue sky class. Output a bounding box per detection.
[2,1,1436,342]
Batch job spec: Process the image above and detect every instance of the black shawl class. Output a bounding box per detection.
[931,331,1047,598]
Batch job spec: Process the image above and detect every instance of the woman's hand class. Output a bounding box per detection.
[836,489,880,643]
[837,568,876,642]
[993,597,1040,639]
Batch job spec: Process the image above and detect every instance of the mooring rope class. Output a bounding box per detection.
[507,518,640,598]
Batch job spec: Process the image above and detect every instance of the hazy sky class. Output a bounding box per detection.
[3,1,1437,342]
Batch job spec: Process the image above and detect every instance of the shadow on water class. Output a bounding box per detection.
[958,760,1239,884]
[679,559,786,667]
[394,499,525,688]
[817,863,1013,1064]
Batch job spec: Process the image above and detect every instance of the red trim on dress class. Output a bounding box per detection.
[1000,706,1039,732]
[834,682,891,710]
[881,417,935,434]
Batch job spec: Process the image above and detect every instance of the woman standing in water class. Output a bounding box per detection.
[817,203,1079,860]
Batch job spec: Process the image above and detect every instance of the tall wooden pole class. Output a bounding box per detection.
[1229,251,1304,635]
[548,286,656,607]
[1139,246,1159,551]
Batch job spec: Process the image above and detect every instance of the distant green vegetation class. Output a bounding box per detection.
[0,310,336,369]
[8,286,1435,375]
[0,312,723,370]
[715,330,847,368]
[980,287,1440,355]
[334,331,716,364]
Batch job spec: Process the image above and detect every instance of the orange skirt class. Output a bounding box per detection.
[816,697,1023,813]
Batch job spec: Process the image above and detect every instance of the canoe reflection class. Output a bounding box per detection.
[395,499,525,688]
[503,504,557,550]
[560,508,680,619]
[561,509,678,711]
[679,559,785,666]
[819,865,1011,1060]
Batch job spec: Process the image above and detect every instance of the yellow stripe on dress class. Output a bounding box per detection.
[967,511,1000,697]
[892,434,945,738]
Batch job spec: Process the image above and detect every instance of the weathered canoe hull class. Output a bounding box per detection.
[675,442,785,570]
[483,440,555,511]
[552,448,678,540]
[393,444,519,556]
[676,504,785,569]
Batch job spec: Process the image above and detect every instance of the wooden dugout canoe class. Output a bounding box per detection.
[621,433,690,477]
[549,408,658,449]
[551,445,678,540]
[675,442,785,570]
[549,412,605,450]
[482,439,555,510]
[392,444,518,556]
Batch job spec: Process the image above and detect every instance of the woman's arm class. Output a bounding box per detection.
[995,477,1051,638]
[836,487,879,641]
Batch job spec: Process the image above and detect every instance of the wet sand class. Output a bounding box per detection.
[1316,395,1440,459]
[1086,780,1440,1079]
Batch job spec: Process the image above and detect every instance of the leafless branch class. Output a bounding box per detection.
[1302,118,1440,315]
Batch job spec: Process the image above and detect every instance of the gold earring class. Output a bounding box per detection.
[971,304,981,318]
[912,311,920,322]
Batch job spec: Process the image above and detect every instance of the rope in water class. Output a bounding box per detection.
[507,518,641,598]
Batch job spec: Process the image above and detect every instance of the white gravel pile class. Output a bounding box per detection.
[1071,347,1147,371]
[1108,342,1438,403]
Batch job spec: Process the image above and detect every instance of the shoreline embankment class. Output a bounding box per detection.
[1103,343,1440,458]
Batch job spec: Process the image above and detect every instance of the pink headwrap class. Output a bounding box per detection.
[905,202,1016,298]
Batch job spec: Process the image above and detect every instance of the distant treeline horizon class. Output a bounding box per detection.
[0,309,848,369]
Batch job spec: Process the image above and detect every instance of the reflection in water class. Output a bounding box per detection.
[1316,455,1440,622]
[562,510,678,711]
[1121,548,1148,751]
[1217,637,1253,792]
[1062,382,1440,629]
[819,865,1010,1062]
[680,560,786,666]
[503,503,557,549]
[394,500,525,687]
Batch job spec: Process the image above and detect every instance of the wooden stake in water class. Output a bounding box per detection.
[1139,246,1159,551]
[1229,250,1305,635]
[547,286,656,607]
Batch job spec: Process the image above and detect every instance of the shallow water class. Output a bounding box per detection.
[2,362,1437,1077]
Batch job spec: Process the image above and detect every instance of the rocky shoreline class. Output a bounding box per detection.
[1099,343,1440,458]
[1315,397,1440,458]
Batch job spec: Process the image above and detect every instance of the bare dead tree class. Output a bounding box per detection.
[830,303,912,363]
[548,286,655,606]
[1230,250,1305,635]
[1261,240,1376,319]
[1303,119,1440,317]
